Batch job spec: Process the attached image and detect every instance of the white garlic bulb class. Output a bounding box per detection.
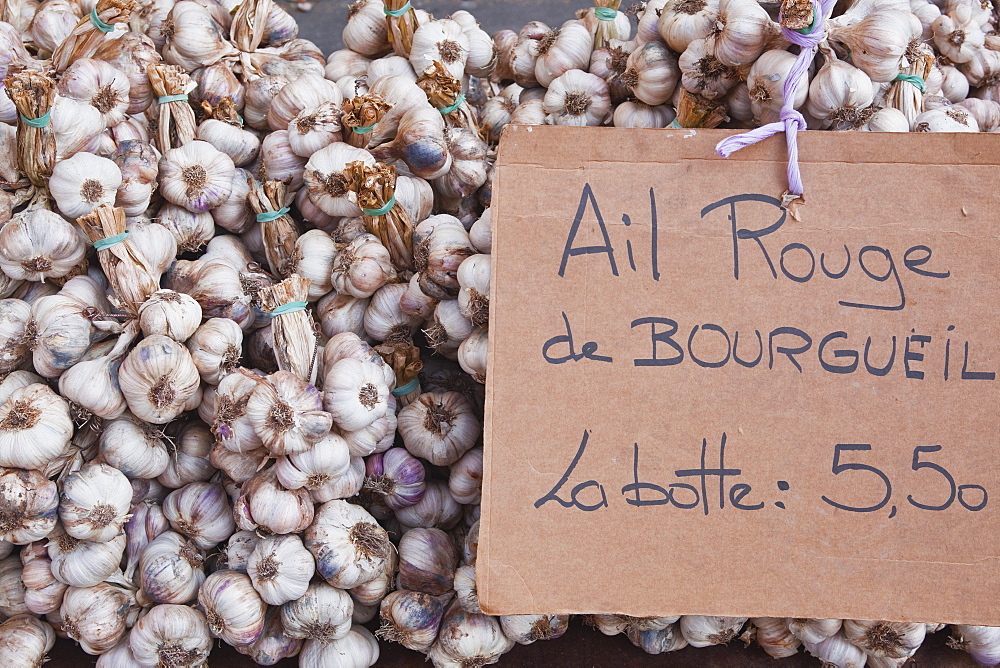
[803,631,867,667]
[324,358,390,432]
[119,335,202,424]
[0,615,55,667]
[500,614,571,645]
[60,582,137,655]
[304,142,374,217]
[163,482,235,550]
[247,533,315,605]
[213,369,266,453]
[409,19,470,82]
[48,527,127,588]
[913,107,979,131]
[138,289,203,343]
[299,624,379,668]
[280,579,354,643]
[378,589,451,652]
[248,371,332,456]
[305,499,392,589]
[198,570,267,647]
[157,421,216,489]
[748,49,809,125]
[658,0,721,53]
[0,383,73,470]
[427,602,514,667]
[123,499,170,581]
[49,152,123,219]
[331,234,397,299]
[129,603,212,668]
[137,530,205,604]
[788,618,842,645]
[274,431,352,500]
[931,7,984,64]
[0,209,86,282]
[395,479,463,531]
[449,445,484,504]
[843,619,925,658]
[293,230,338,300]
[807,57,878,129]
[186,317,243,385]
[708,0,779,67]
[533,22,593,88]
[59,463,132,543]
[543,69,612,126]
[157,203,216,254]
[453,564,479,613]
[22,553,66,615]
[949,625,1000,666]
[398,391,480,466]
[235,468,315,535]
[679,615,748,647]
[623,41,680,106]
[267,74,344,132]
[159,140,236,213]
[0,555,26,617]
[827,10,922,82]
[0,468,58,545]
[751,618,800,658]
[58,59,130,127]
[397,526,458,596]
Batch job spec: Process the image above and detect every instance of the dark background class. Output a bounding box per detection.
[46,1,991,665]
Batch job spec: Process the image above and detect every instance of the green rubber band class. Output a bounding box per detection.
[383,1,411,17]
[594,6,617,20]
[668,118,683,129]
[90,6,114,32]
[255,206,290,223]
[93,231,129,251]
[391,378,419,397]
[158,94,188,104]
[438,94,466,115]
[270,300,308,316]
[362,196,396,217]
[352,123,375,134]
[19,110,51,128]
[893,73,926,93]
[794,11,817,34]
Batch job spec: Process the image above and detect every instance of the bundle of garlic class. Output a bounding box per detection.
[0,0,990,665]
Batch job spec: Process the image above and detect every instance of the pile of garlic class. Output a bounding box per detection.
[0,0,994,666]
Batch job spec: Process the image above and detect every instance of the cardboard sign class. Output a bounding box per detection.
[479,126,1000,624]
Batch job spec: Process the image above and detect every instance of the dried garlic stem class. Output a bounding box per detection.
[384,0,420,58]
[231,0,273,53]
[77,204,160,315]
[592,0,622,49]
[375,340,423,407]
[346,160,414,273]
[146,64,197,150]
[341,93,393,149]
[258,276,317,383]
[51,0,136,72]
[675,88,728,128]
[4,71,56,189]
[780,0,814,31]
[246,178,298,278]
[417,61,479,134]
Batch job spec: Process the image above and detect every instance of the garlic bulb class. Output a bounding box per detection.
[60,582,137,654]
[237,606,303,665]
[958,98,1000,132]
[48,527,127,588]
[862,106,911,132]
[23,553,67,615]
[197,115,260,168]
[305,499,392,589]
[129,603,212,668]
[449,446,484,504]
[304,142,374,217]
[137,530,205,604]
[198,570,267,647]
[409,19,470,82]
[398,391,480,466]
[788,618,842,644]
[159,140,236,213]
[708,0,779,67]
[213,369,266,453]
[247,533,315,605]
[58,58,130,127]
[248,370,332,456]
[331,234,396,299]
[161,0,237,71]
[427,602,514,667]
[931,7,985,64]
[122,499,169,580]
[163,482,235,550]
[827,10,922,82]
[267,74,344,132]
[261,130,309,191]
[235,468,315,535]
[843,619,925,659]
[939,64,970,103]
[378,590,450,652]
[186,317,243,385]
[324,358,390,432]
[748,49,809,125]
[658,0,720,52]
[59,463,131,543]
[288,103,344,159]
[949,625,1000,666]
[914,107,979,131]
[342,0,389,56]
[458,326,488,384]
[49,152,123,219]
[533,22,592,88]
[457,253,490,327]
[210,441,267,483]
[627,623,688,654]
[280,579,354,643]
[127,219,178,277]
[0,468,58,545]
[803,631,866,667]
[0,209,86,282]
[807,56,878,129]
[0,615,55,667]
[224,531,260,574]
[157,421,216,489]
[0,555,26,616]
[299,624,379,668]
[119,334,202,424]
[751,618,800,658]
[623,41,680,106]
[543,69,612,126]
[679,615,747,647]
[0,383,73,470]
[395,479,463,531]
[138,289,202,342]
[397,526,457,596]
[365,447,426,510]
[501,614,571,645]
[319,293,369,340]
[274,432,352,500]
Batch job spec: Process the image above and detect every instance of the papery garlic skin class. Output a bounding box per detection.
[397,527,458,596]
[500,614,571,645]
[137,531,205,605]
[280,579,354,643]
[679,615,748,647]
[427,602,514,667]
[162,482,235,550]
[0,383,73,471]
[0,468,58,545]
[50,153,123,219]
[48,528,127,588]
[305,500,392,590]
[138,290,203,343]
[60,582,137,655]
[0,210,86,282]
[398,391,480,466]
[299,624,379,668]
[378,589,450,652]
[119,335,202,424]
[0,615,55,667]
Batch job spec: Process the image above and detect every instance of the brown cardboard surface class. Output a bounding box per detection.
[480,126,1000,624]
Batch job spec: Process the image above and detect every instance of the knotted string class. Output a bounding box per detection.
[714,0,837,198]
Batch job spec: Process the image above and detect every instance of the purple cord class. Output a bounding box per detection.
[715,0,838,197]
